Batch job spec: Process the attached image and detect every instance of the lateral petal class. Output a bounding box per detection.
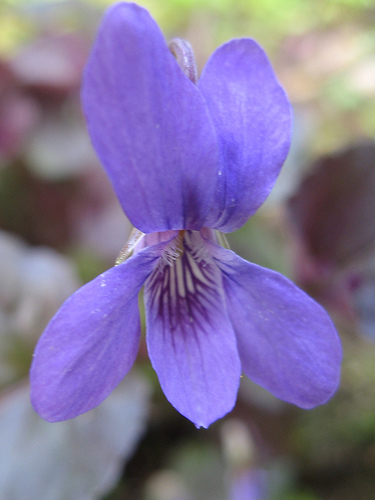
[144,231,241,428]
[30,244,164,422]
[199,39,292,232]
[212,246,342,408]
[82,3,219,233]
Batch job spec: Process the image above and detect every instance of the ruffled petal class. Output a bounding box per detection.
[30,244,164,422]
[199,39,292,232]
[211,245,342,408]
[144,231,241,428]
[82,3,219,233]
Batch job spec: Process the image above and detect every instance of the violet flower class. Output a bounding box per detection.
[30,2,342,428]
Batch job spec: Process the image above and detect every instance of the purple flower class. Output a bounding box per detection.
[30,2,342,428]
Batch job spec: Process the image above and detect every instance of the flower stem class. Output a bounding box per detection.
[169,38,198,84]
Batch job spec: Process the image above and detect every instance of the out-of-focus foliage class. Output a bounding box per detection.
[0,376,150,500]
[287,142,375,320]
[0,230,80,385]
[1,0,375,499]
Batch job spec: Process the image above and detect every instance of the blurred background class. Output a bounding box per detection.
[1,0,375,498]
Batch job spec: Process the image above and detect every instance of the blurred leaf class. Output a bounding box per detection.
[145,470,193,500]
[26,117,92,180]
[0,164,75,247]
[351,254,375,339]
[0,92,39,158]
[168,441,226,500]
[291,335,375,498]
[10,33,88,94]
[229,469,267,500]
[0,374,150,500]
[288,141,375,272]
[228,212,291,278]
[0,230,81,384]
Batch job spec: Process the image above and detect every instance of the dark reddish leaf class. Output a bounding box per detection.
[288,142,375,271]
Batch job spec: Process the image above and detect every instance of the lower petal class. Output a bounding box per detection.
[144,231,241,428]
[211,246,342,408]
[30,244,164,422]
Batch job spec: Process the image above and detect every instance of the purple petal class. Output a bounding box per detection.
[199,39,292,232]
[144,231,241,428]
[82,3,219,233]
[30,245,163,422]
[211,245,342,408]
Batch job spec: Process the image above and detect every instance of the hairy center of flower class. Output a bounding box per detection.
[159,230,185,267]
[145,230,219,330]
[115,227,229,268]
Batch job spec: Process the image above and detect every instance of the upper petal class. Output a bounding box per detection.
[82,3,219,233]
[144,231,241,428]
[211,245,342,408]
[30,244,164,422]
[199,39,292,232]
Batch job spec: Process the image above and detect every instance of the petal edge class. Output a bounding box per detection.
[30,244,163,421]
[199,39,292,231]
[211,245,342,408]
[82,3,219,232]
